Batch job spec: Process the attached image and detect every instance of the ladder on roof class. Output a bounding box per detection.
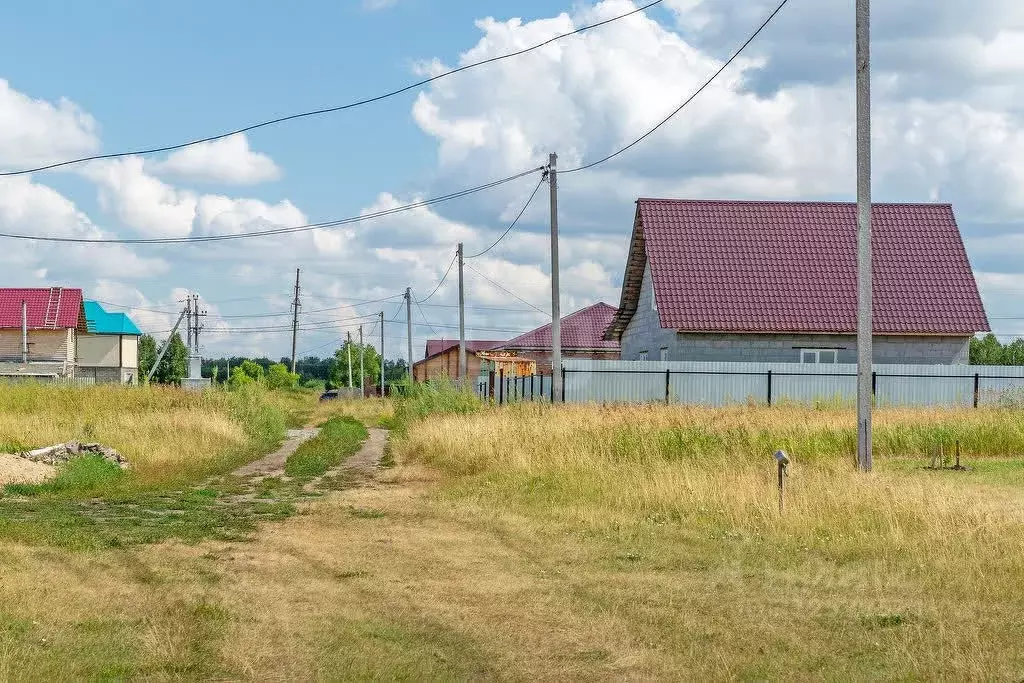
[43,287,63,329]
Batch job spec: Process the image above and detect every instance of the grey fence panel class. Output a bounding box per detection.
[774,372,856,404]
[565,370,664,403]
[670,372,766,406]
[878,375,972,407]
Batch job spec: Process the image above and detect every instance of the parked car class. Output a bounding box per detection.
[319,389,339,402]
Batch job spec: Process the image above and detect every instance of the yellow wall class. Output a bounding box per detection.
[0,328,74,367]
[78,334,120,367]
[121,336,138,369]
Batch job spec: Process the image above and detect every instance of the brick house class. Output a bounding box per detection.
[604,199,990,364]
[412,339,505,382]
[0,287,86,380]
[493,302,620,375]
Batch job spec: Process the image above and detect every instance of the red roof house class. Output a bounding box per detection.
[606,199,989,365]
[495,303,620,374]
[0,287,86,378]
[413,339,506,383]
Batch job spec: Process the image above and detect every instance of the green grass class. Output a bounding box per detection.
[4,456,125,497]
[284,417,368,479]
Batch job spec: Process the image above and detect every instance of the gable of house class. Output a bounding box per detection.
[606,199,990,340]
[501,303,619,352]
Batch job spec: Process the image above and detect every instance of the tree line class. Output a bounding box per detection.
[138,333,409,388]
[969,334,1024,365]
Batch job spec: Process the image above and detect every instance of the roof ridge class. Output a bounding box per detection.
[636,198,954,208]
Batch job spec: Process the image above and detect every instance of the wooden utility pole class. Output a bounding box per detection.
[856,0,873,472]
[548,153,562,403]
[457,242,466,381]
[291,268,301,374]
[405,287,413,382]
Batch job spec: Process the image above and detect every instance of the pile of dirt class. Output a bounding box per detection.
[0,453,55,486]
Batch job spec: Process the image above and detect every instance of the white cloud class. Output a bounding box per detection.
[81,157,198,238]
[152,134,282,185]
[195,195,306,236]
[0,79,99,169]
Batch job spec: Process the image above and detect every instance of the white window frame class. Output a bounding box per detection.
[659,347,668,361]
[799,348,838,364]
[638,350,648,361]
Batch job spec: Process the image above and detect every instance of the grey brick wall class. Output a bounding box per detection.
[621,260,972,365]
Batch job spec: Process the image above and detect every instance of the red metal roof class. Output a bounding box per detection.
[423,339,505,360]
[615,199,989,335]
[0,288,85,330]
[501,303,619,351]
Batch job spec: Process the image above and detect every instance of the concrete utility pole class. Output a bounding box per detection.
[405,287,413,382]
[192,294,205,355]
[548,153,562,403]
[856,0,873,472]
[380,311,385,397]
[347,331,353,389]
[21,300,28,364]
[185,294,193,350]
[291,268,301,374]
[359,325,365,397]
[457,242,467,381]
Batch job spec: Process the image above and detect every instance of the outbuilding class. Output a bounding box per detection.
[77,301,142,385]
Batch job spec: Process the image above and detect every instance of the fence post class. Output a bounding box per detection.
[973,373,980,409]
[531,374,535,401]
[871,371,877,398]
[767,370,773,406]
[488,371,495,401]
[561,366,567,403]
[665,369,671,405]
[499,369,504,405]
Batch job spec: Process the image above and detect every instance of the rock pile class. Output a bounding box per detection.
[18,442,131,470]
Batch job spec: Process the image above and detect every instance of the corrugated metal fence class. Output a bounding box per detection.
[478,360,1024,407]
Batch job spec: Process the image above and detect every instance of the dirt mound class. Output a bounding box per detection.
[0,453,55,486]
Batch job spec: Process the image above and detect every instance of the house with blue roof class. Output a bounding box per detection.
[77,301,142,384]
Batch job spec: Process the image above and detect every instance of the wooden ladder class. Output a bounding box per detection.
[43,287,63,329]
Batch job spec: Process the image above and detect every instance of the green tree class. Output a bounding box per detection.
[228,359,265,389]
[146,332,189,385]
[266,363,300,390]
[330,341,381,389]
[384,358,408,383]
[139,335,157,379]
[971,333,1006,365]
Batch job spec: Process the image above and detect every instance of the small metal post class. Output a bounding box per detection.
[955,440,961,469]
[973,373,980,408]
[774,450,790,515]
[561,366,567,403]
[665,369,671,405]
[499,369,504,405]
[767,369,773,406]
[871,371,877,398]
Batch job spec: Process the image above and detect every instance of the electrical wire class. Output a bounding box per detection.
[562,0,791,174]
[463,263,549,315]
[415,252,458,304]
[413,293,443,338]
[0,0,666,177]
[466,174,547,259]
[0,167,543,244]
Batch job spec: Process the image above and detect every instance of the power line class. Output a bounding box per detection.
[464,263,549,316]
[0,167,543,244]
[466,174,547,259]
[0,0,666,177]
[412,292,443,338]
[562,0,791,174]
[415,252,458,304]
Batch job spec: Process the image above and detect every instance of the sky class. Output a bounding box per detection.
[1,0,1023,363]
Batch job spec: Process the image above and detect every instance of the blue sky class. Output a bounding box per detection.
[1,0,1023,361]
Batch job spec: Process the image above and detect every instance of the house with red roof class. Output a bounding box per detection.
[604,199,990,365]
[0,287,87,380]
[489,302,620,375]
[412,339,505,382]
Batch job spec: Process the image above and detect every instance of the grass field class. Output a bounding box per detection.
[2,385,1023,679]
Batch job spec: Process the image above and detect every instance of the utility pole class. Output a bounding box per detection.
[856,0,872,472]
[405,287,413,382]
[548,153,562,403]
[347,331,353,389]
[457,243,466,381]
[359,325,365,397]
[380,311,385,397]
[185,294,193,350]
[192,294,205,355]
[290,269,301,374]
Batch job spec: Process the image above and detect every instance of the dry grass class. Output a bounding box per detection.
[0,383,286,488]
[3,401,1024,679]
[309,397,394,428]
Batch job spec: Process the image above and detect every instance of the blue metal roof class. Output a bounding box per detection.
[83,301,142,336]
